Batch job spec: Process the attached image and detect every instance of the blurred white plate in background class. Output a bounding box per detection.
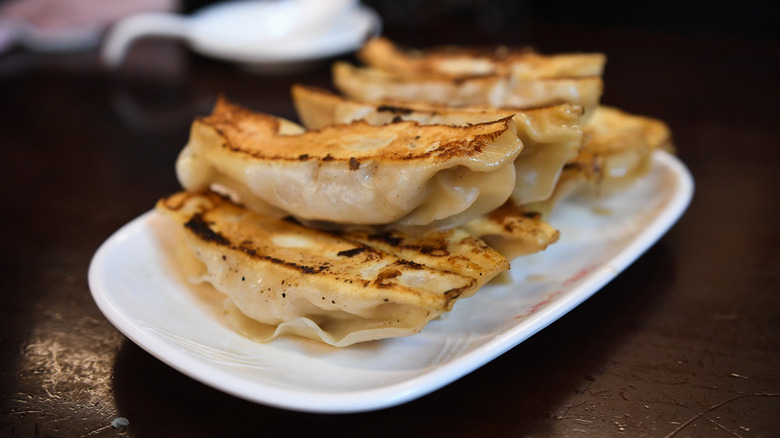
[101,0,381,72]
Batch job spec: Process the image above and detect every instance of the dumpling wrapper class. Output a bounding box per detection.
[332,62,604,121]
[292,85,583,206]
[358,36,606,80]
[157,190,509,347]
[462,200,560,259]
[527,105,675,215]
[176,97,524,229]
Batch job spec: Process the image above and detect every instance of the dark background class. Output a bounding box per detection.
[364,0,780,41]
[1,0,778,437]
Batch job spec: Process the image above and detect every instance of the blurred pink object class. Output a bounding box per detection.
[0,0,176,52]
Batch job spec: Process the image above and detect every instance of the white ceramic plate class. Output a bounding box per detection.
[88,151,693,413]
[101,3,382,72]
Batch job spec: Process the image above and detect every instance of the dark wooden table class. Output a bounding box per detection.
[2,21,778,437]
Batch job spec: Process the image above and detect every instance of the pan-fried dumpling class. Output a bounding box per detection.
[462,199,560,259]
[176,97,524,229]
[527,105,675,214]
[332,62,603,121]
[358,36,606,80]
[291,85,583,205]
[157,190,508,347]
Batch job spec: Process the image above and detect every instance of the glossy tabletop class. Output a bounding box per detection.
[1,17,779,438]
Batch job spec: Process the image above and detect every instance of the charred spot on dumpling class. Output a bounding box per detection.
[418,244,449,257]
[184,213,231,246]
[367,232,404,247]
[376,104,413,114]
[280,216,302,225]
[337,247,368,257]
[297,264,321,274]
[396,260,424,270]
[235,245,329,275]
[374,269,401,288]
[444,287,467,300]
[348,157,360,170]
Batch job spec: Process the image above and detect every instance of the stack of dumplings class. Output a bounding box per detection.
[156,37,673,347]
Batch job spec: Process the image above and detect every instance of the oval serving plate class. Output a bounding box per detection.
[88,151,693,413]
